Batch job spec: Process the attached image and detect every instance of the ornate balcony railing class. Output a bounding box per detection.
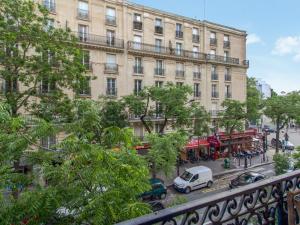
[193,72,201,79]
[128,42,168,54]
[74,32,124,49]
[176,70,185,78]
[192,34,200,43]
[211,73,218,81]
[154,68,164,76]
[106,15,117,26]
[77,8,89,20]
[106,88,117,97]
[206,54,239,65]
[155,26,163,34]
[224,41,231,48]
[210,38,217,46]
[133,66,143,74]
[211,91,219,98]
[104,63,118,73]
[117,170,300,225]
[225,74,232,81]
[133,21,143,30]
[210,109,223,117]
[243,60,250,67]
[175,31,183,39]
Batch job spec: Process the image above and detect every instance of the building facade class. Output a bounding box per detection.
[256,78,271,99]
[41,0,249,138]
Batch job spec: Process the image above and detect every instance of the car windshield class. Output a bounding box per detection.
[237,173,253,184]
[180,171,193,181]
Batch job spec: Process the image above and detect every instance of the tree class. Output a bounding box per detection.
[0,102,152,225]
[145,132,187,178]
[219,100,246,157]
[273,153,290,175]
[123,82,193,134]
[193,106,211,138]
[246,77,263,127]
[0,0,86,118]
[264,92,300,153]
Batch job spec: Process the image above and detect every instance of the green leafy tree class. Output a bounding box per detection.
[0,102,151,225]
[123,82,193,134]
[193,106,211,138]
[246,77,263,127]
[0,0,86,118]
[264,92,300,153]
[219,100,246,157]
[273,153,290,175]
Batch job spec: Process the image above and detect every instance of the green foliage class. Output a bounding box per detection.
[246,77,263,123]
[123,82,193,133]
[168,196,188,207]
[0,0,86,117]
[292,146,300,169]
[192,106,211,137]
[0,102,151,225]
[273,153,290,175]
[145,132,188,178]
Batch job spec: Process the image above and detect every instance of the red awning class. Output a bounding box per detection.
[185,139,209,149]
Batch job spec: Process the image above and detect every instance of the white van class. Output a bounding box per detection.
[173,166,213,194]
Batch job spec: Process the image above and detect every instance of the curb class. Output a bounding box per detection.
[166,161,274,188]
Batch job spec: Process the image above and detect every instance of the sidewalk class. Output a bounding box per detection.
[158,148,276,187]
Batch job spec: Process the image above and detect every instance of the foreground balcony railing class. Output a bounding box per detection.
[74,32,124,49]
[117,170,300,225]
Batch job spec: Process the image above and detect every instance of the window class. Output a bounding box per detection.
[45,19,54,31]
[133,13,142,30]
[1,78,18,94]
[134,57,143,74]
[176,43,182,56]
[176,63,184,78]
[224,35,230,48]
[192,28,199,43]
[78,77,91,96]
[78,1,89,20]
[107,78,117,96]
[133,35,142,49]
[176,23,183,38]
[106,7,116,25]
[40,77,56,94]
[155,60,164,75]
[134,79,142,95]
[105,54,117,72]
[78,25,88,41]
[155,103,163,117]
[225,85,231,98]
[82,50,90,70]
[225,67,231,81]
[212,84,218,98]
[43,0,55,12]
[155,18,163,34]
[155,124,163,134]
[155,39,162,52]
[106,30,115,46]
[134,13,141,22]
[211,65,218,80]
[224,51,229,61]
[210,32,216,39]
[155,18,162,27]
[194,83,200,97]
[193,46,199,58]
[155,81,163,87]
[224,35,229,42]
[210,32,217,45]
[176,82,183,87]
[41,135,56,149]
[210,49,216,60]
[176,23,182,32]
[193,65,201,79]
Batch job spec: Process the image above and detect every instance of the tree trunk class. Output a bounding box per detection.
[151,162,156,178]
[228,136,232,159]
[276,119,280,153]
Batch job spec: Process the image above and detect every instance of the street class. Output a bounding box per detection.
[266,125,300,148]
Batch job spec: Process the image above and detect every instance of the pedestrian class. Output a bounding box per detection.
[284,132,289,142]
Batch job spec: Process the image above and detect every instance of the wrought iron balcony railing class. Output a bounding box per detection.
[193,72,201,79]
[155,26,163,34]
[206,54,240,65]
[210,109,223,117]
[154,68,164,76]
[176,70,185,78]
[133,21,143,30]
[211,73,218,81]
[106,88,117,96]
[104,63,118,73]
[128,42,168,54]
[192,34,200,43]
[211,91,219,98]
[105,15,116,26]
[224,41,231,48]
[43,0,56,13]
[210,38,217,46]
[243,59,250,67]
[133,66,143,74]
[175,31,183,39]
[117,170,300,225]
[225,74,232,81]
[77,9,89,20]
[74,32,124,49]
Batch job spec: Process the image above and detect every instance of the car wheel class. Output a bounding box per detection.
[160,193,166,200]
[185,187,191,194]
[207,181,213,188]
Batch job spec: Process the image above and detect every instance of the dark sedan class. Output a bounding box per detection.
[229,172,265,189]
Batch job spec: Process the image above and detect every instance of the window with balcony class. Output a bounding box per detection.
[225,84,232,98]
[193,46,199,58]
[82,50,91,70]
[224,35,230,48]
[133,35,142,49]
[155,18,163,34]
[212,84,219,98]
[176,42,183,56]
[78,77,91,96]
[210,31,217,46]
[1,78,18,94]
[155,39,162,53]
[211,65,218,80]
[155,81,163,87]
[133,13,142,30]
[176,63,184,78]
[134,57,143,74]
[43,0,55,13]
[78,25,88,42]
[225,68,231,81]
[193,65,201,79]
[192,28,200,43]
[155,103,163,118]
[224,51,229,62]
[194,83,201,98]
[106,7,116,26]
[106,30,115,46]
[105,54,118,73]
[155,60,164,76]
[41,135,56,149]
[106,78,117,96]
[77,1,89,20]
[40,77,56,94]
[134,79,142,95]
[209,49,216,60]
[176,23,183,39]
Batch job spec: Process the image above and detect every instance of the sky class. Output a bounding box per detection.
[130,0,300,93]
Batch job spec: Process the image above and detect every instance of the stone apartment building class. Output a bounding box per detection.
[32,0,249,140]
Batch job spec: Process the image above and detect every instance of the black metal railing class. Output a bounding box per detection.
[133,21,143,30]
[117,171,300,225]
[207,54,239,65]
[225,92,232,98]
[77,8,89,20]
[154,68,164,76]
[193,72,201,79]
[210,109,224,117]
[192,34,200,43]
[175,31,183,39]
[210,38,217,46]
[211,73,218,81]
[128,42,168,54]
[74,32,124,49]
[155,26,163,34]
[105,15,116,26]
[78,88,91,96]
[133,66,143,74]
[43,0,55,13]
[243,60,250,67]
[225,74,232,81]
[106,88,117,96]
[176,70,185,78]
[224,41,231,48]
[104,63,118,73]
[211,91,219,98]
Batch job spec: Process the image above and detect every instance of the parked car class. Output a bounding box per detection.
[141,178,167,200]
[262,125,275,133]
[281,140,295,150]
[229,172,265,189]
[173,166,213,194]
[148,200,165,212]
